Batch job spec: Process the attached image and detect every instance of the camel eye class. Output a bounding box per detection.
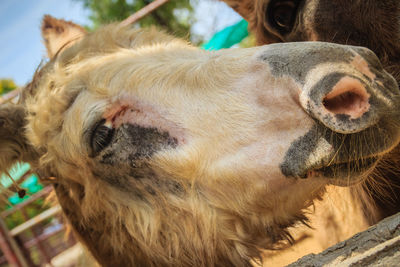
[90,119,115,155]
[268,0,300,33]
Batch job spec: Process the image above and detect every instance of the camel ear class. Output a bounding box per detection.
[0,104,38,174]
[221,0,254,21]
[41,15,87,59]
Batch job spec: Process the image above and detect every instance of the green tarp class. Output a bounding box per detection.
[202,19,249,50]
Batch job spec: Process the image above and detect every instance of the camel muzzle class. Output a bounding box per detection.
[271,42,400,180]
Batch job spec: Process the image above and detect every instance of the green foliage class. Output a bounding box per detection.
[76,0,195,39]
[1,198,49,230]
[0,79,17,95]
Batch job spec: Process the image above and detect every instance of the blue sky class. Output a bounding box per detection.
[0,0,91,85]
[0,0,240,86]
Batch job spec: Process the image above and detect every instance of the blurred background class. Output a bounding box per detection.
[0,1,253,266]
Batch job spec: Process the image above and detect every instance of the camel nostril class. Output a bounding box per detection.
[323,77,370,119]
[323,91,367,117]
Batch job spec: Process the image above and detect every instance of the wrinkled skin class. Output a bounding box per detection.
[1,16,400,266]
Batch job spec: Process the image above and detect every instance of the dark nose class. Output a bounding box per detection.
[322,76,370,120]
[259,42,399,133]
[301,72,379,134]
[297,45,399,134]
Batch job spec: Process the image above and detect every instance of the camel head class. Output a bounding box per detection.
[1,16,400,266]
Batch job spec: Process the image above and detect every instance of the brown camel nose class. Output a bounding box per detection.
[308,73,377,133]
[322,76,370,120]
[301,45,399,134]
[300,61,398,134]
[257,42,399,134]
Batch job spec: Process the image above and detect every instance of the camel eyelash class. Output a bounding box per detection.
[90,119,115,156]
